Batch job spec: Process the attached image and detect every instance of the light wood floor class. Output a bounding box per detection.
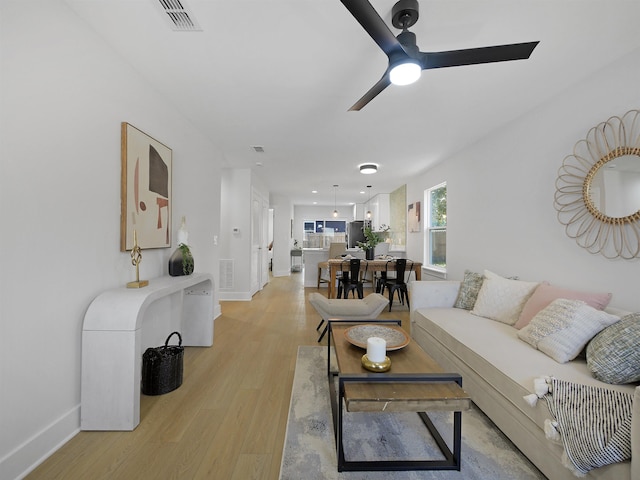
[27,271,410,480]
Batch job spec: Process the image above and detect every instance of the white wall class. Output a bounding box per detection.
[0,2,223,478]
[219,168,251,299]
[406,47,640,311]
[218,169,270,299]
[270,194,294,277]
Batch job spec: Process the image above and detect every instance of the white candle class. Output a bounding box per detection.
[177,216,189,245]
[367,337,386,363]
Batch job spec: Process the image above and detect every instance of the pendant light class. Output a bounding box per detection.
[332,184,339,218]
[366,185,372,219]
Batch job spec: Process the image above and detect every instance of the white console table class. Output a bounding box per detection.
[81,273,214,431]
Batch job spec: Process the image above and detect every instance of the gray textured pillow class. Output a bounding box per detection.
[454,270,484,310]
[587,313,640,384]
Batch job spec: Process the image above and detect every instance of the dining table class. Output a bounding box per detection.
[325,258,422,299]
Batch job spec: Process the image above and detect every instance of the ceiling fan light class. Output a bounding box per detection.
[359,164,378,174]
[389,61,421,86]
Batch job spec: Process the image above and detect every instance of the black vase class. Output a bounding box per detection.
[168,247,194,276]
[366,248,375,260]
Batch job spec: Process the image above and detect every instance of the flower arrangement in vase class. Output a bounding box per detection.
[169,217,195,276]
[356,224,389,260]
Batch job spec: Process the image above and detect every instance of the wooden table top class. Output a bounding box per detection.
[331,325,470,413]
[325,258,423,298]
[326,258,422,269]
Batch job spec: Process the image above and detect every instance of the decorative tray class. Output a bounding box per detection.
[343,324,410,351]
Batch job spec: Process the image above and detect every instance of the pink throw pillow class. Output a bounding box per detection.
[514,283,612,329]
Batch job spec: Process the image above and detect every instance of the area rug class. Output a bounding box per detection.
[279,346,546,480]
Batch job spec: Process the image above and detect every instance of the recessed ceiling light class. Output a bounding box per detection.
[360,164,378,174]
[312,190,318,193]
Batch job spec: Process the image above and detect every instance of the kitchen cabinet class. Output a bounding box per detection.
[352,203,366,220]
[370,193,390,231]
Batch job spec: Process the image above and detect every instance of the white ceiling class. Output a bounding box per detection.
[64,0,640,208]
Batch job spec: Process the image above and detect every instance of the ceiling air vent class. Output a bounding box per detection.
[154,0,202,31]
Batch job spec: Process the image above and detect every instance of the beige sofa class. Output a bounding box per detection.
[409,280,639,480]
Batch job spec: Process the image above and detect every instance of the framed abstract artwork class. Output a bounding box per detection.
[408,201,421,233]
[120,122,172,251]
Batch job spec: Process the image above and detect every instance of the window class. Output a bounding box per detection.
[324,220,346,233]
[425,182,446,271]
[303,220,347,248]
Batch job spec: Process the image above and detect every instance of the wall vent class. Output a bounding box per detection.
[219,259,234,289]
[154,0,202,31]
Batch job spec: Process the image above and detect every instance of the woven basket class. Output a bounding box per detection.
[141,331,184,396]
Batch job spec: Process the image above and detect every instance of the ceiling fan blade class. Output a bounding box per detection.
[341,0,407,59]
[420,41,539,70]
[348,73,391,111]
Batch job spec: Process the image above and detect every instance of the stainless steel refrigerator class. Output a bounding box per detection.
[347,221,366,248]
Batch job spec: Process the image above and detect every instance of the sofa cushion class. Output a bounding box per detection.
[412,307,636,434]
[454,270,484,310]
[471,270,539,325]
[587,313,640,384]
[515,283,612,329]
[518,299,620,363]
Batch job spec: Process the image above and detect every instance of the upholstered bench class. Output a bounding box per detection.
[308,292,389,341]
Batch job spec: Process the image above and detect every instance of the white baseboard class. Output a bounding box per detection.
[1,405,80,480]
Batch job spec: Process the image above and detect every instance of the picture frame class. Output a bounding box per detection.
[120,122,172,251]
[408,201,421,233]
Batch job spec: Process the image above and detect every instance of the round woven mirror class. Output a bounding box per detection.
[554,109,640,259]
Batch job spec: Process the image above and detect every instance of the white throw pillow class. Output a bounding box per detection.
[471,270,539,325]
[518,298,620,363]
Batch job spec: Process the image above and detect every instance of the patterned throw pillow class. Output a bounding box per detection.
[518,298,620,363]
[514,283,612,330]
[587,313,640,384]
[454,270,484,310]
[471,270,539,325]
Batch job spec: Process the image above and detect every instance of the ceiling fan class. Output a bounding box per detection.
[341,0,539,111]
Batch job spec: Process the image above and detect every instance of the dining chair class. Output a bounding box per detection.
[381,259,414,311]
[375,270,388,293]
[338,258,366,299]
[317,242,347,288]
